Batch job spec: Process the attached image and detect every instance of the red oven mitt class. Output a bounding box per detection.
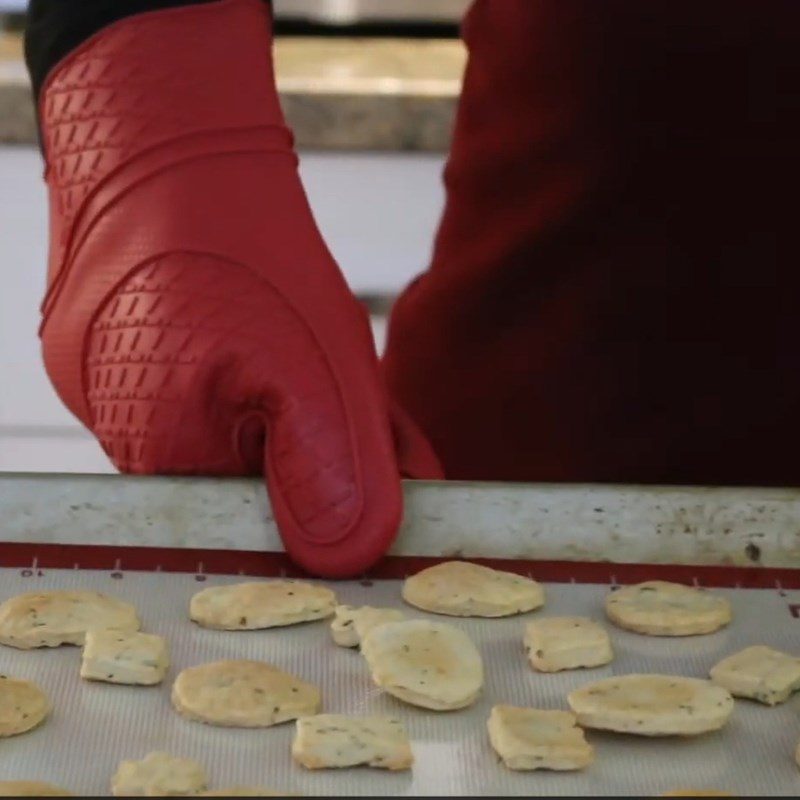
[36,0,440,577]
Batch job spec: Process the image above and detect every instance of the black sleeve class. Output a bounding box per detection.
[24,0,232,102]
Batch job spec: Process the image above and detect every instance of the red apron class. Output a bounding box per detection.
[384,0,800,486]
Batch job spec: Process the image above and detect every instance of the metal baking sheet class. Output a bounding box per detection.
[1,567,799,796]
[5,472,800,569]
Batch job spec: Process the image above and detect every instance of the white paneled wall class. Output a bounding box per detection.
[0,146,446,471]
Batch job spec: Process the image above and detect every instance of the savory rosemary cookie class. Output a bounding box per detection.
[487,706,593,771]
[567,674,734,736]
[111,752,207,796]
[0,676,50,737]
[81,630,169,685]
[330,605,405,648]
[292,714,413,770]
[0,591,140,649]
[172,660,320,727]
[0,783,71,796]
[605,581,731,636]
[402,561,544,617]
[524,617,613,672]
[710,645,800,705]
[360,619,483,710]
[190,581,336,630]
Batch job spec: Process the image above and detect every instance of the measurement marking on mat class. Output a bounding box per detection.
[776,580,786,597]
[20,557,40,577]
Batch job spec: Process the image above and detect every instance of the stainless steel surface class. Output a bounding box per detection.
[274,0,470,25]
[0,568,797,795]
[2,473,800,568]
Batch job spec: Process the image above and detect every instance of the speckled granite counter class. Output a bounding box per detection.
[0,34,464,150]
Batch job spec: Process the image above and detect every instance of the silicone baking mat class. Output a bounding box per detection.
[1,566,799,796]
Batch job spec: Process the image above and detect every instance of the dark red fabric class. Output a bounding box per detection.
[37,0,440,578]
[384,0,800,486]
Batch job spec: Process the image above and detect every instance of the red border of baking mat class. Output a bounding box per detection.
[0,541,797,588]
